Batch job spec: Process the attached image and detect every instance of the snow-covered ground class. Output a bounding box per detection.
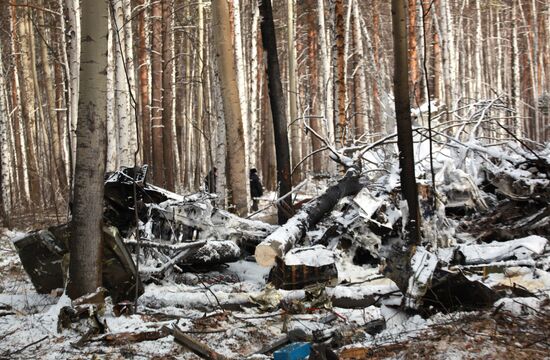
[1,140,549,359]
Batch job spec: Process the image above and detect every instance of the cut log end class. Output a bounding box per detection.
[255,243,280,267]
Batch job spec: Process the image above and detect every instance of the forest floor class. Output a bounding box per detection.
[1,223,549,359]
[1,140,550,359]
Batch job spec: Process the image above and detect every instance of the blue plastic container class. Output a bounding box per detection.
[273,342,312,360]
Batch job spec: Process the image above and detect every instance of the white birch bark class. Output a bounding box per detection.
[352,0,368,136]
[530,0,540,141]
[233,0,250,173]
[211,47,227,208]
[114,0,132,167]
[122,0,138,166]
[106,8,117,171]
[287,0,301,180]
[438,0,454,111]
[318,0,335,145]
[65,0,81,183]
[343,0,352,113]
[9,5,29,201]
[0,41,11,212]
[169,9,180,189]
[474,0,483,99]
[58,0,72,182]
[512,2,521,136]
[248,6,260,170]
[496,8,502,95]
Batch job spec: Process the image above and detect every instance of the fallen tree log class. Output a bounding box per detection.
[172,325,228,360]
[255,169,362,267]
[93,328,170,345]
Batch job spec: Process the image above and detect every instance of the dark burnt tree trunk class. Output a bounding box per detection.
[386,0,422,294]
[259,0,293,225]
[67,0,108,299]
[391,0,420,245]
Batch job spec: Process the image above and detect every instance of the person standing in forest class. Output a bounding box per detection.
[205,167,217,194]
[249,168,263,211]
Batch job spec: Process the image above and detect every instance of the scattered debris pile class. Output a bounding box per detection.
[4,139,550,358]
[13,166,275,302]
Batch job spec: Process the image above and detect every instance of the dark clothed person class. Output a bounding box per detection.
[249,168,263,211]
[205,168,217,194]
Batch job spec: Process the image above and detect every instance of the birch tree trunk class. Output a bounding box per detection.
[318,0,335,147]
[38,2,67,195]
[371,0,382,136]
[438,0,454,118]
[474,0,483,100]
[248,5,260,172]
[211,51,227,208]
[18,10,42,207]
[162,1,175,191]
[0,39,10,225]
[287,0,302,183]
[150,1,165,186]
[106,8,117,170]
[352,0,367,137]
[65,0,81,188]
[233,0,250,175]
[9,5,29,207]
[137,0,151,167]
[511,1,521,136]
[67,0,108,300]
[212,0,248,217]
[307,0,324,174]
[408,0,420,105]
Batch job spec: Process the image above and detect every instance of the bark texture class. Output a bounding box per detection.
[67,0,108,299]
[212,0,248,216]
[255,170,361,267]
[259,0,293,224]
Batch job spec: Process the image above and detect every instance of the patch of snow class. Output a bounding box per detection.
[458,235,547,265]
[405,247,438,309]
[284,245,335,267]
[493,297,542,316]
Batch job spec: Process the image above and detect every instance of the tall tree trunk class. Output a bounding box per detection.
[233,0,250,175]
[334,0,346,145]
[474,0,483,99]
[287,0,302,183]
[371,0,382,136]
[510,1,521,136]
[306,0,323,174]
[67,0,108,300]
[9,4,28,208]
[150,0,165,186]
[318,0,335,149]
[18,9,42,207]
[65,0,81,190]
[0,39,10,226]
[211,0,248,216]
[38,2,66,196]
[259,0,293,224]
[137,0,151,167]
[408,0,420,105]
[391,0,420,245]
[352,0,367,137]
[162,0,175,190]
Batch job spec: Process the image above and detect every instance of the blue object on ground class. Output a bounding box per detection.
[273,342,312,360]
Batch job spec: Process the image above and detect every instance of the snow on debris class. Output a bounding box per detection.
[458,235,547,265]
[284,245,335,267]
